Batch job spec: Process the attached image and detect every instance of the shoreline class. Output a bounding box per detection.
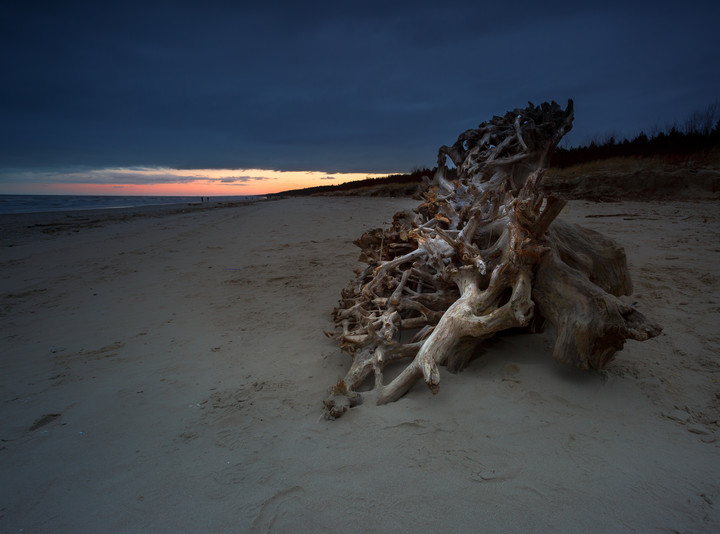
[0,193,265,215]
[0,197,267,247]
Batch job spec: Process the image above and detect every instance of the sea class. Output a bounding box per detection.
[0,194,262,215]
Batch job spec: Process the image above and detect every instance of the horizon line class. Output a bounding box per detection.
[0,166,400,197]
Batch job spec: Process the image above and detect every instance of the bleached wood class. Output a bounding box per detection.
[322,100,661,419]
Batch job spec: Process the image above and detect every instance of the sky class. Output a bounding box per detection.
[1,0,718,196]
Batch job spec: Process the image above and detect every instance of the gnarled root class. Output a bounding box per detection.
[532,248,662,370]
[322,100,661,418]
[377,265,534,404]
[323,378,363,420]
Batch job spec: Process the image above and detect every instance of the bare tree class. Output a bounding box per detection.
[684,100,720,135]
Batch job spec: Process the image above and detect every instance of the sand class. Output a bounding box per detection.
[1,196,718,532]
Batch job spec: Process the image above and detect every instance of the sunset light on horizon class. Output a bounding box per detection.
[0,167,396,196]
[2,3,717,199]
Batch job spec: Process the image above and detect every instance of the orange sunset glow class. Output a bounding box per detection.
[0,168,395,196]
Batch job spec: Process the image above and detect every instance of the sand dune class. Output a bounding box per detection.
[1,197,718,532]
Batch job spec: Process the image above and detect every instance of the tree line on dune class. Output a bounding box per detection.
[272,168,437,197]
[275,101,720,196]
[551,101,720,168]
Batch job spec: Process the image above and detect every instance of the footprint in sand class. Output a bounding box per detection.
[250,486,307,530]
[28,413,62,431]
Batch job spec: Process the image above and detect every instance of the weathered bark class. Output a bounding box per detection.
[323,100,662,419]
[533,246,661,370]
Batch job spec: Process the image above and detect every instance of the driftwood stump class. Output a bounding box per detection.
[323,100,662,419]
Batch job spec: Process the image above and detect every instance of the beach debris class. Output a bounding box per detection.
[28,413,62,431]
[323,100,662,419]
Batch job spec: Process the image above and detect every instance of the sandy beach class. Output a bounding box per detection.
[1,196,718,532]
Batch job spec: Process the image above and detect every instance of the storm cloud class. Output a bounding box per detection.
[1,0,718,186]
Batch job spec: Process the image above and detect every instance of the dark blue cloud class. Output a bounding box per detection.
[1,1,718,176]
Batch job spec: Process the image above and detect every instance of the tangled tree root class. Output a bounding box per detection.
[323,100,661,419]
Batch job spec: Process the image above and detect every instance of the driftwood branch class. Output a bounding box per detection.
[323,100,662,419]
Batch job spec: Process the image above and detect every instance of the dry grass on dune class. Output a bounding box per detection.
[545,151,720,200]
[306,151,720,201]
